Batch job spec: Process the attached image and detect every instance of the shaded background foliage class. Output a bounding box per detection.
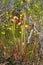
[0,0,43,25]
